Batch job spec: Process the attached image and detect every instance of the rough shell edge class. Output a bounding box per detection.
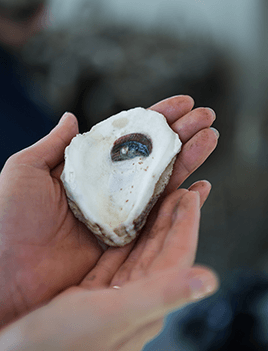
[64,156,177,247]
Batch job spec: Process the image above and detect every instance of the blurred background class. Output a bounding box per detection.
[1,0,268,349]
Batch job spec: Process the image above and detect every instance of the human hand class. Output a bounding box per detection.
[0,189,218,351]
[0,95,218,327]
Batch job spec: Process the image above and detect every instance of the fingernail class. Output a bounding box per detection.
[207,108,216,120]
[189,275,217,300]
[58,112,70,125]
[210,127,220,139]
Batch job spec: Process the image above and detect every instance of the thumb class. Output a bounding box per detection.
[19,112,78,170]
[120,265,219,327]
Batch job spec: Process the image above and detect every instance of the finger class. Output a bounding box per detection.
[165,127,219,195]
[111,181,211,286]
[171,107,216,144]
[22,112,78,171]
[149,95,195,124]
[50,162,65,179]
[124,189,189,281]
[188,180,212,207]
[140,180,210,243]
[51,267,218,348]
[118,266,219,327]
[110,181,209,286]
[109,235,148,287]
[150,191,200,273]
[80,241,136,290]
[113,318,164,351]
[110,189,188,286]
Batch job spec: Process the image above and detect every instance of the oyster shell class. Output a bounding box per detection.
[61,107,182,246]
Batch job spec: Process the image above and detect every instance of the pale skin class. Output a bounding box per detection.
[0,95,219,349]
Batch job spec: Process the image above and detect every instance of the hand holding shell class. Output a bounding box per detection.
[61,108,182,246]
[0,95,218,327]
[61,97,218,247]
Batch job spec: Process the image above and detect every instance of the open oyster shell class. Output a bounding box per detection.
[61,107,182,247]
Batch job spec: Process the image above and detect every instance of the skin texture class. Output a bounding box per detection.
[0,95,219,349]
[0,258,218,351]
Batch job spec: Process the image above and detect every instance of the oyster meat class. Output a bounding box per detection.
[61,107,182,246]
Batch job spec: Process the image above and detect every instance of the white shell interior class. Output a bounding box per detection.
[61,107,182,246]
